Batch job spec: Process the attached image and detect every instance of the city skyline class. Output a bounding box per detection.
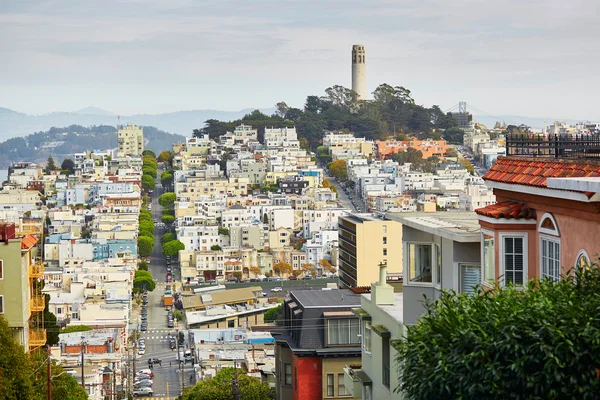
[1,0,599,120]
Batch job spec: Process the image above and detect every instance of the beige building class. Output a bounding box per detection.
[175,177,249,201]
[117,124,144,156]
[338,215,402,289]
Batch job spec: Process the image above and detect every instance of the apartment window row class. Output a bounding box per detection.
[326,373,349,397]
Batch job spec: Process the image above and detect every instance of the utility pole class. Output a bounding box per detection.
[46,345,51,400]
[112,362,116,400]
[81,338,85,389]
[231,359,240,400]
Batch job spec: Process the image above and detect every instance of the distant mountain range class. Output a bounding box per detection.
[0,106,276,142]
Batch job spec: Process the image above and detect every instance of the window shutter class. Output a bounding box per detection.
[460,265,480,294]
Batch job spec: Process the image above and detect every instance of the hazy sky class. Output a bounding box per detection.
[1,0,599,120]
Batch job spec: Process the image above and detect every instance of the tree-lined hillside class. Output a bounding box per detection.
[0,124,185,168]
[194,84,459,150]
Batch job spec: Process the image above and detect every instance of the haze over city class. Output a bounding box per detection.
[1,0,599,120]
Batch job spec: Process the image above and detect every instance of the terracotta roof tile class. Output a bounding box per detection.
[483,157,600,190]
[21,234,39,250]
[475,201,537,220]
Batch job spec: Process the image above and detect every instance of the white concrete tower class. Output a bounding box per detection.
[351,44,367,100]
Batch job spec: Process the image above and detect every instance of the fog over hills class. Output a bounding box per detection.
[0,107,276,141]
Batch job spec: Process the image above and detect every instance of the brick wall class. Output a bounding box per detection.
[293,354,322,400]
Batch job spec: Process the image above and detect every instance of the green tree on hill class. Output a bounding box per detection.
[138,236,153,257]
[181,367,275,400]
[162,240,185,258]
[142,174,155,191]
[61,158,75,174]
[159,192,176,208]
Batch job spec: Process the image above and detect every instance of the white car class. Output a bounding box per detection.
[271,287,283,293]
[261,291,267,297]
[133,387,153,397]
[137,369,153,377]
[138,348,145,355]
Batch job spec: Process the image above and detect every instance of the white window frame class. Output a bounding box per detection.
[538,213,560,236]
[499,232,528,287]
[404,242,439,286]
[362,320,372,355]
[540,234,561,282]
[481,229,495,287]
[0,295,4,314]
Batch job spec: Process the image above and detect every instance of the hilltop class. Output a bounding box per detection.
[0,125,185,168]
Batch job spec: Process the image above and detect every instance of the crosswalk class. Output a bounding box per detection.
[141,329,177,342]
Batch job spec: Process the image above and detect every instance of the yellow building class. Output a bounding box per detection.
[175,177,249,201]
[338,215,402,288]
[0,224,46,351]
[117,124,144,156]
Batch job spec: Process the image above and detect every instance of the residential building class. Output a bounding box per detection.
[230,224,269,250]
[475,153,600,287]
[338,215,402,289]
[0,223,46,351]
[376,138,450,160]
[385,212,481,325]
[459,178,496,211]
[345,263,405,400]
[275,289,362,400]
[117,124,144,156]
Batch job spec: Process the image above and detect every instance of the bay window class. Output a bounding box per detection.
[407,243,433,283]
[327,318,360,346]
[482,233,495,284]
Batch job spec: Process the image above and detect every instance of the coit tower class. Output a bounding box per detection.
[351,44,366,100]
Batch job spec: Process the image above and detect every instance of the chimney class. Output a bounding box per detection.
[371,261,394,306]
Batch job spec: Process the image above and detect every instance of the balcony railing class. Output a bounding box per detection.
[30,295,45,313]
[29,262,44,279]
[28,329,47,350]
[506,133,600,159]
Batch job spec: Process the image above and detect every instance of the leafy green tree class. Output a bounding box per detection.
[264,304,283,324]
[142,150,156,158]
[30,351,88,400]
[159,192,176,207]
[172,309,184,322]
[138,261,149,271]
[443,126,464,144]
[142,174,156,191]
[218,227,229,236]
[182,367,275,400]
[45,156,57,174]
[395,267,600,400]
[60,325,93,334]
[262,213,269,225]
[0,315,35,398]
[138,236,154,257]
[44,293,60,345]
[162,208,175,216]
[210,244,222,251]
[133,275,156,293]
[444,147,459,158]
[139,230,154,240]
[161,232,175,244]
[158,151,172,163]
[162,215,174,224]
[139,210,153,221]
[161,171,173,187]
[61,158,75,174]
[162,240,185,257]
[193,119,235,140]
[143,160,158,170]
[139,219,155,233]
[142,167,157,178]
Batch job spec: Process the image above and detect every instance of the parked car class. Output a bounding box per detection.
[271,287,283,293]
[133,387,153,397]
[260,291,267,297]
[228,278,238,283]
[137,369,153,377]
[134,381,153,389]
[302,276,312,280]
[166,275,172,283]
[289,275,297,281]
[167,321,174,328]
[138,348,146,355]
[206,279,216,284]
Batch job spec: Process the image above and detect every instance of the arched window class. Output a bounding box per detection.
[576,250,591,272]
[539,213,560,281]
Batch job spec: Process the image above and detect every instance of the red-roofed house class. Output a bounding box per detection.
[476,153,600,287]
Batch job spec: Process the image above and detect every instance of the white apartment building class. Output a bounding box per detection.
[176,225,223,252]
[221,206,255,229]
[459,180,496,211]
[403,172,435,190]
[302,229,338,266]
[264,127,299,147]
[117,124,144,156]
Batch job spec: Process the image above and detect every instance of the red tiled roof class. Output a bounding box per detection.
[475,201,537,220]
[483,157,600,192]
[21,234,39,249]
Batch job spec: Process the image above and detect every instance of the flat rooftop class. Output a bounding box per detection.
[292,289,361,308]
[385,211,480,242]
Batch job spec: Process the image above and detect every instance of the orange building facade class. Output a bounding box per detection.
[376,138,450,159]
[475,157,600,287]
